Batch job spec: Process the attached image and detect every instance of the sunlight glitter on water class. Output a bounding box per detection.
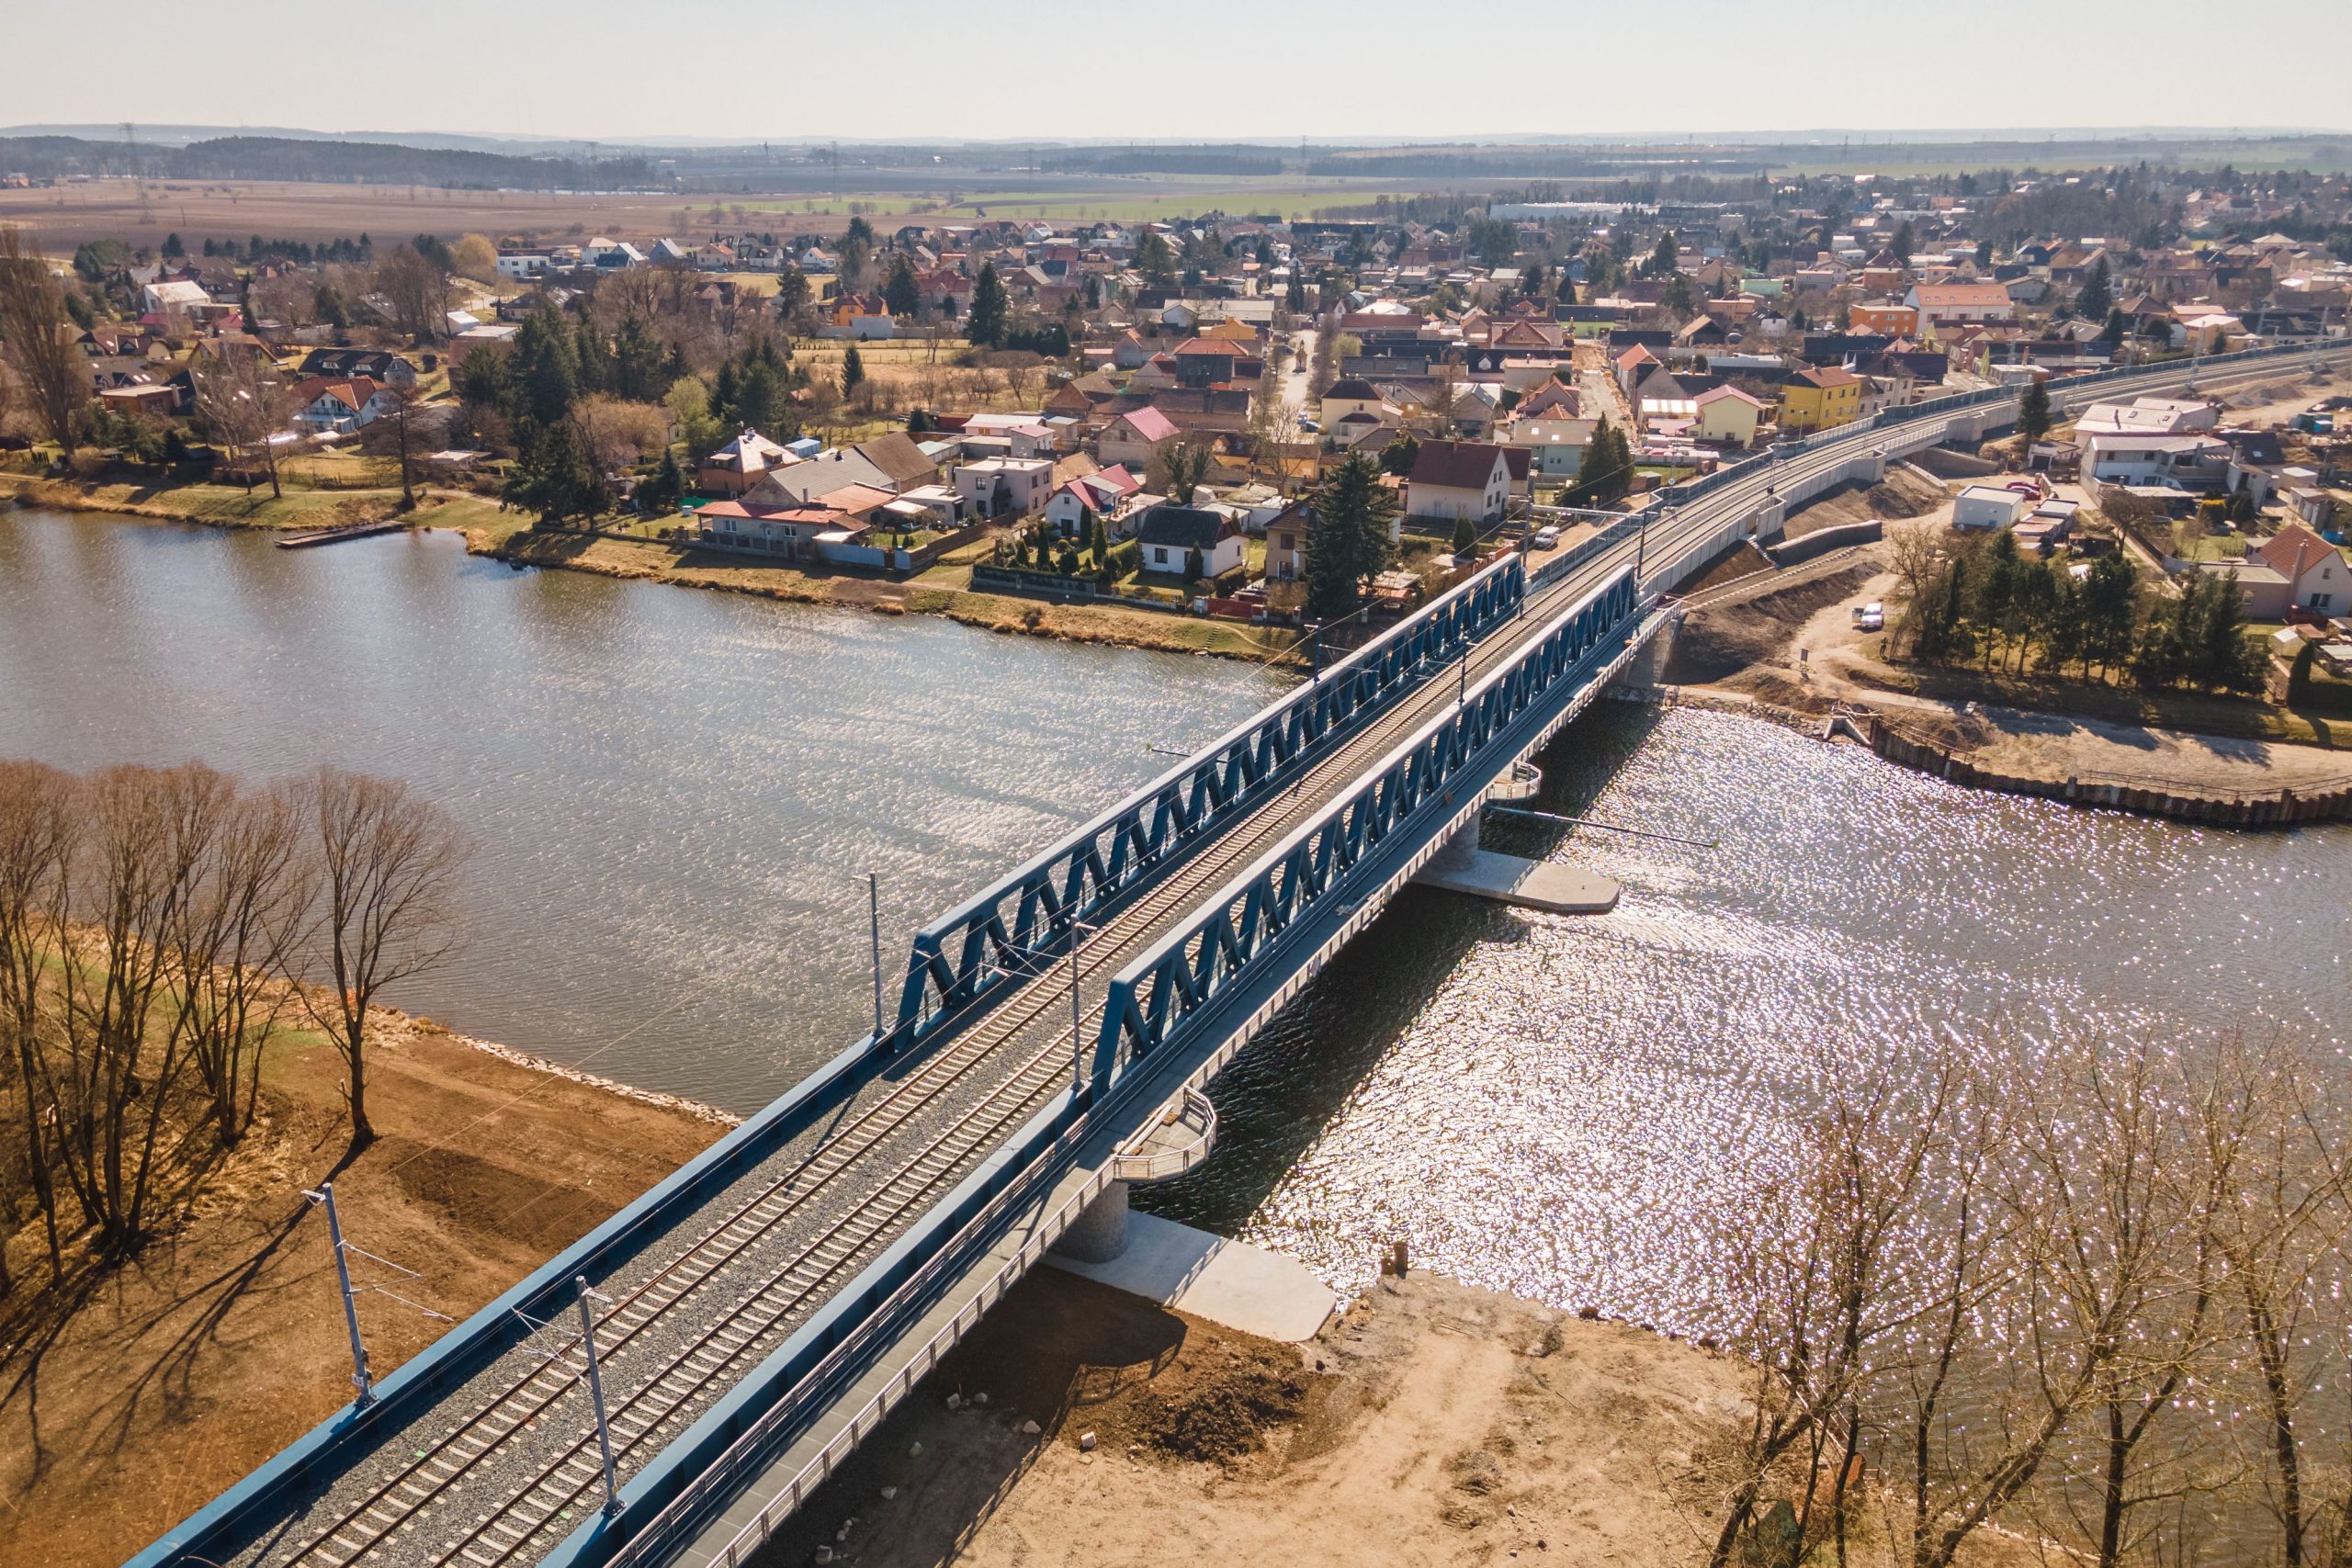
[1147,703,2352,1329]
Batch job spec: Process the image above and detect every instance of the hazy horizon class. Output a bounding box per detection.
[10,0,2349,147]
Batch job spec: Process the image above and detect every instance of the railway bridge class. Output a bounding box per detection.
[136,342,2347,1568]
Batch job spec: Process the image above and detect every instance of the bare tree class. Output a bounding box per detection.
[0,761,79,1281]
[1707,1049,1973,1568]
[2201,1037,2352,1568]
[307,770,466,1156]
[374,243,452,344]
[168,779,316,1148]
[358,383,444,509]
[191,352,294,500]
[0,226,88,455]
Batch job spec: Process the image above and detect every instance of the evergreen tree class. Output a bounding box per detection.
[1136,231,1177,287]
[967,262,1009,348]
[503,419,609,528]
[884,254,921,318]
[2075,256,2113,321]
[1453,514,1477,558]
[1380,433,1420,478]
[509,303,581,425]
[638,446,684,516]
[1571,417,1634,506]
[2018,378,2053,445]
[1303,451,1398,619]
[1890,220,1916,264]
[775,265,810,321]
[841,344,865,399]
[2081,552,2141,678]
[612,314,668,401]
[572,317,611,396]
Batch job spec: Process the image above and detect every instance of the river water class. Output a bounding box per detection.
[4,505,2348,1333]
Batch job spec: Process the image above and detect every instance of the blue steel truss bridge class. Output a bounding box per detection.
[135,342,2348,1568]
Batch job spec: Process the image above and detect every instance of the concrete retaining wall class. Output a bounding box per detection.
[1768,519,1883,566]
[1861,716,2352,828]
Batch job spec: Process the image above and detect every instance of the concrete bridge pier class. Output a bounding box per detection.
[1410,767,1620,915]
[1053,1181,1131,1263]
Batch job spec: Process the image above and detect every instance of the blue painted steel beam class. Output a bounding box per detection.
[1093,567,1640,1079]
[888,552,1532,1048]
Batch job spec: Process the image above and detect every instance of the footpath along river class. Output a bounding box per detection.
[4,506,2348,1327]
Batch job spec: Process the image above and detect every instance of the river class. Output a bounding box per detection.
[4,504,2348,1328]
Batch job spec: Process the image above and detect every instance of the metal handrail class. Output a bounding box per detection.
[1111,1087,1218,1183]
[597,337,2352,1568]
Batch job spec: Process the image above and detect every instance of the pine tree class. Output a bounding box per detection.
[2018,378,2053,445]
[1453,515,1477,558]
[967,262,1008,348]
[884,254,920,318]
[841,344,865,399]
[1304,451,1398,619]
[503,419,609,529]
[2075,256,2113,321]
[509,303,581,424]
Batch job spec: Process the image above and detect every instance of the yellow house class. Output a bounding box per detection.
[1780,366,1862,434]
[1693,385,1767,448]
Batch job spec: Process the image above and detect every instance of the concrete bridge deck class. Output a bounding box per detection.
[140,342,2350,1568]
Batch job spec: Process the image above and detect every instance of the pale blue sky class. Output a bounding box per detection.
[7,0,2348,144]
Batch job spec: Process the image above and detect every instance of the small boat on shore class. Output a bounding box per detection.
[275,518,413,549]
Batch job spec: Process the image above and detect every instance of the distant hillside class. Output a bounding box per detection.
[0,134,658,189]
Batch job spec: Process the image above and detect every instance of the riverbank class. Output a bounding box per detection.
[747,1264,2032,1568]
[1659,538,2352,819]
[0,1009,730,1568]
[1,475,1302,665]
[467,513,1304,663]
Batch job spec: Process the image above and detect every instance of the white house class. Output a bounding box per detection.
[141,278,211,316]
[289,376,403,434]
[1043,465,1144,536]
[1498,415,1596,478]
[1952,485,2031,531]
[953,457,1056,519]
[1135,505,1244,580]
[2085,433,2229,488]
[1405,438,1511,525]
[496,252,552,279]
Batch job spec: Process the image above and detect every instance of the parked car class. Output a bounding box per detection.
[1853,601,1885,632]
[1533,525,1562,547]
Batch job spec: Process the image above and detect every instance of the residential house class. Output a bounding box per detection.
[296,348,417,388]
[1779,367,1863,434]
[1498,414,1596,479]
[2085,433,2230,488]
[290,377,402,434]
[1404,438,1512,525]
[1849,300,1918,337]
[696,501,869,560]
[2255,525,2351,617]
[1098,406,1181,469]
[1904,282,2016,337]
[698,428,796,497]
[1043,465,1144,536]
[1692,385,1767,448]
[825,293,896,340]
[1135,505,1245,580]
[953,457,1056,519]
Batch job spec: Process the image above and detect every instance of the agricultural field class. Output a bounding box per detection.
[0,174,1439,254]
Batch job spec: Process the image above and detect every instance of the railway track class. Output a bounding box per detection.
[264,537,1623,1568]
[254,347,2349,1568]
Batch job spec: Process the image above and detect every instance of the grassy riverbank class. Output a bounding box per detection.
[0,1009,729,1568]
[4,476,1304,666]
[463,509,1306,663]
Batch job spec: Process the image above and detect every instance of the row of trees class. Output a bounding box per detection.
[1709,1031,2352,1568]
[1895,525,2265,694]
[0,761,465,1290]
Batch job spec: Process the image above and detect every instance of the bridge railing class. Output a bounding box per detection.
[1092,566,1641,1077]
[890,549,1532,1047]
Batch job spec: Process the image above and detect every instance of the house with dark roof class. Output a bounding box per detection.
[1134,504,1244,579]
[1404,438,1511,525]
[296,347,416,388]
